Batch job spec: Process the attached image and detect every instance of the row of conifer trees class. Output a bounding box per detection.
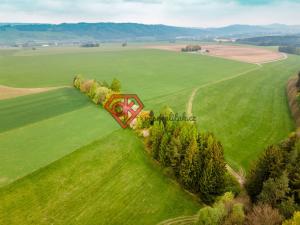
[146,108,228,204]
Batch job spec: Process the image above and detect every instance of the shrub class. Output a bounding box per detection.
[73,75,83,89]
[223,203,245,225]
[92,86,111,105]
[135,111,151,129]
[258,172,290,207]
[278,197,298,219]
[245,204,283,225]
[80,79,94,93]
[196,192,237,225]
[218,192,234,204]
[87,80,100,99]
[223,173,241,196]
[282,211,300,225]
[197,205,225,225]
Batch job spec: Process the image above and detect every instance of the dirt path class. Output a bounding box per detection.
[186,66,261,117]
[0,85,69,100]
[157,215,198,225]
[186,65,264,185]
[226,165,246,185]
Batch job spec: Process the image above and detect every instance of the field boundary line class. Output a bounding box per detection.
[186,65,261,117]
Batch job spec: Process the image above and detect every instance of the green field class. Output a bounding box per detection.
[0,130,200,225]
[193,55,300,170]
[0,88,119,186]
[0,48,254,186]
[0,46,299,224]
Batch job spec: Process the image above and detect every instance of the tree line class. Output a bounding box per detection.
[279,46,300,55]
[193,132,300,225]
[245,133,300,224]
[237,35,300,47]
[144,107,239,204]
[73,75,121,105]
[140,107,300,224]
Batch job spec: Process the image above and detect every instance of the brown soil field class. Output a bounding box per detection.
[145,44,286,64]
[0,85,65,100]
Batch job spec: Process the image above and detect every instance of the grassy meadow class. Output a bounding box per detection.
[193,55,300,170]
[0,45,299,224]
[0,88,119,186]
[0,47,254,186]
[0,130,200,225]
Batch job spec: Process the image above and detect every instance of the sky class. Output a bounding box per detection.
[0,0,299,27]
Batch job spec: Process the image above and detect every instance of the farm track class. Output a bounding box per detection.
[186,65,262,117]
[157,215,198,225]
[186,65,263,185]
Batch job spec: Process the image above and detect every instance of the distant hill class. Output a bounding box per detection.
[206,24,300,38]
[237,35,300,46]
[1,22,300,45]
[0,23,205,44]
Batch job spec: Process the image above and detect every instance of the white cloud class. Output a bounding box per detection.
[0,0,299,27]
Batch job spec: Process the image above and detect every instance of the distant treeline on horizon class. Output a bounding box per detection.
[0,22,300,45]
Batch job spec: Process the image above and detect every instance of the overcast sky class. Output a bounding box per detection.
[0,0,299,27]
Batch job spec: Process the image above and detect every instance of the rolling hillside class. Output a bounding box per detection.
[0,46,300,224]
[0,48,253,187]
[0,130,200,225]
[1,23,300,44]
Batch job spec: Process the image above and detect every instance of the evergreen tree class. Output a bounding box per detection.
[278,197,298,219]
[258,172,290,207]
[246,145,284,201]
[159,132,171,166]
[168,135,182,176]
[150,121,164,160]
[197,134,226,203]
[288,142,300,204]
[180,135,200,190]
[279,133,297,165]
[149,110,155,126]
